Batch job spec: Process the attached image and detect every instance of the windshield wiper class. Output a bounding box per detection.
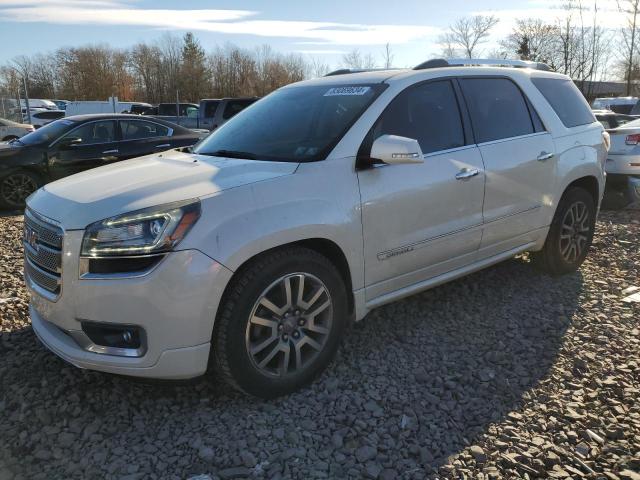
[200,149,258,160]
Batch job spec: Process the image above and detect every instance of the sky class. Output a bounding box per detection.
[0,0,626,68]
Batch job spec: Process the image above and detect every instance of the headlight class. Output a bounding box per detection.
[81,199,201,257]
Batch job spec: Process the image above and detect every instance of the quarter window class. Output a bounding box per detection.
[531,77,596,128]
[62,120,115,145]
[120,120,169,140]
[460,78,535,143]
[372,80,466,154]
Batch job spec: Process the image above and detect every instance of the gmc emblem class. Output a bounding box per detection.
[24,226,39,251]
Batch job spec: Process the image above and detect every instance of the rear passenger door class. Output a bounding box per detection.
[459,77,556,255]
[118,119,173,160]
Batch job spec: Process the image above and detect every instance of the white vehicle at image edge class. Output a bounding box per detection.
[25,59,607,398]
[0,118,34,141]
[602,117,640,206]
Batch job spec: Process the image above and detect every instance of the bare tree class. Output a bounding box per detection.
[619,0,640,94]
[342,49,376,69]
[382,43,394,68]
[308,56,330,78]
[500,19,560,66]
[440,15,499,58]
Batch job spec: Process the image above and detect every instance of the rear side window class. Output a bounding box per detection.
[460,78,535,143]
[531,77,595,128]
[120,120,169,140]
[373,80,466,154]
[223,100,255,120]
[204,101,219,118]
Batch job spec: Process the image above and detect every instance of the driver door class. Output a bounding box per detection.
[48,120,118,180]
[357,80,486,301]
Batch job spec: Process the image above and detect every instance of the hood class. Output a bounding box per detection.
[27,149,299,229]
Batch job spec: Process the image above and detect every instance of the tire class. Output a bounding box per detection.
[213,246,348,398]
[0,170,41,209]
[602,181,632,211]
[531,187,596,276]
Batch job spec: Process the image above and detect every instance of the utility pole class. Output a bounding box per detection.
[175,90,180,126]
[23,75,31,124]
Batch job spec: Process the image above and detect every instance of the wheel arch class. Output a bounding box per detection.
[218,238,355,318]
[562,175,600,206]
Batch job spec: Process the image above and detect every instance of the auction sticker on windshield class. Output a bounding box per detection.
[324,86,371,96]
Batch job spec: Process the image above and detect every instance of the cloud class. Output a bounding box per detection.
[0,1,438,45]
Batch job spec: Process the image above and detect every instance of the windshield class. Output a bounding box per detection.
[194,84,385,161]
[17,119,76,145]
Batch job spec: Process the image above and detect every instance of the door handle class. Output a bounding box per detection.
[455,167,480,180]
[155,144,171,148]
[102,149,118,154]
[537,151,554,161]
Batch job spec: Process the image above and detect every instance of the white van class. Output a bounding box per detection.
[65,99,152,117]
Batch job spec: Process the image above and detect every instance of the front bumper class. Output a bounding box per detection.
[27,229,233,379]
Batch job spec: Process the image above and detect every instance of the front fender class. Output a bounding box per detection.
[180,157,364,290]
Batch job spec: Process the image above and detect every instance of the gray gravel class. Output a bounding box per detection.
[1,209,639,479]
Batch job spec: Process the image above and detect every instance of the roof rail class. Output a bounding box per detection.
[324,68,398,76]
[413,58,552,72]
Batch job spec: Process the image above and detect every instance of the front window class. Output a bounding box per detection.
[16,119,76,145]
[194,84,385,162]
[60,120,116,145]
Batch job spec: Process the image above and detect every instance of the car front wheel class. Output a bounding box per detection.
[0,170,41,209]
[213,246,348,398]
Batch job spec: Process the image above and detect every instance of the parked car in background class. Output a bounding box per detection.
[593,110,637,130]
[20,99,57,110]
[30,110,65,128]
[592,97,638,114]
[0,114,201,208]
[0,118,34,141]
[150,98,258,130]
[24,59,606,397]
[65,100,153,117]
[52,100,70,111]
[603,117,640,208]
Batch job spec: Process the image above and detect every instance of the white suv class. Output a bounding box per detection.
[25,59,607,398]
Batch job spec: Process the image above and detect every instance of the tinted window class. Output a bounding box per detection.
[373,80,465,154]
[62,120,115,145]
[596,116,612,129]
[531,77,595,128]
[460,78,535,143]
[223,100,255,120]
[195,84,384,162]
[204,101,219,118]
[18,119,76,145]
[34,111,64,120]
[120,120,169,140]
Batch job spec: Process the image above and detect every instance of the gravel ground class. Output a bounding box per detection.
[0,209,638,480]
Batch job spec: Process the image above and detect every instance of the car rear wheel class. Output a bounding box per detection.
[0,170,41,209]
[531,187,596,276]
[213,246,347,398]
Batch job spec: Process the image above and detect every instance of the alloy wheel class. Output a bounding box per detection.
[559,200,590,263]
[245,272,333,377]
[1,173,38,207]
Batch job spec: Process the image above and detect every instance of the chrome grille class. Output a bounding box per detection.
[23,209,63,296]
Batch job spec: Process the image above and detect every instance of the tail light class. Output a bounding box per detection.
[625,133,640,145]
[602,131,610,151]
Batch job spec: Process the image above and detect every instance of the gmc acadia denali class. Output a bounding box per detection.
[24,59,608,398]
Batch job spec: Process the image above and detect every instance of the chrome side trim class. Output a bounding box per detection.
[377,222,483,261]
[483,205,541,225]
[368,241,536,310]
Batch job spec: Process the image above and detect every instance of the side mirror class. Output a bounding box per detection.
[368,134,424,166]
[58,137,82,149]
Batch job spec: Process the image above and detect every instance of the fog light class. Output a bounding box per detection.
[81,322,143,350]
